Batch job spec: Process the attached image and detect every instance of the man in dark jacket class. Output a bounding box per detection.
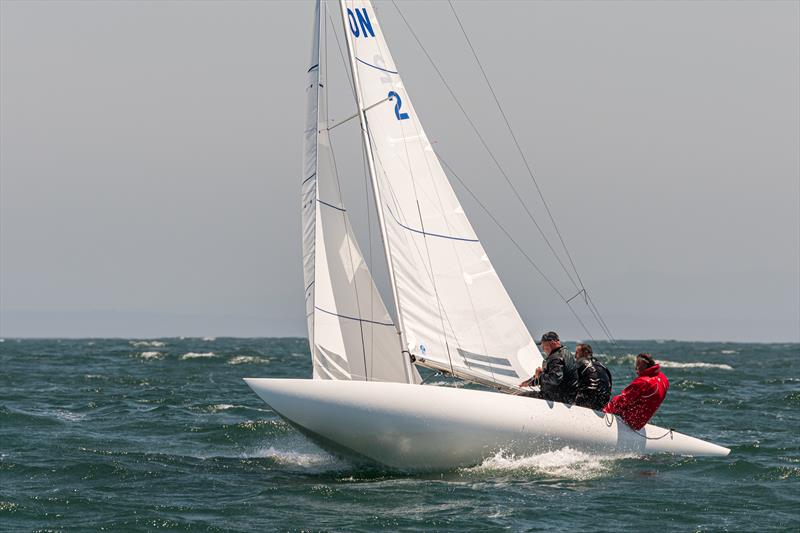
[520,331,578,404]
[574,343,613,410]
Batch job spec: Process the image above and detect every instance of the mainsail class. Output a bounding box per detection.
[303,1,415,384]
[338,0,542,389]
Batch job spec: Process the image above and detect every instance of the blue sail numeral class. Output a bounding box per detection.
[347,8,375,38]
[388,91,409,120]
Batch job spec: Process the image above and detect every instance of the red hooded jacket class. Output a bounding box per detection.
[603,364,669,430]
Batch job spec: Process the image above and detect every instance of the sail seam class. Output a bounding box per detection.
[317,199,346,212]
[458,361,519,378]
[385,205,479,242]
[356,57,398,74]
[315,306,395,327]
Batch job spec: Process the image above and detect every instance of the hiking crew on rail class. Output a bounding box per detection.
[521,333,669,430]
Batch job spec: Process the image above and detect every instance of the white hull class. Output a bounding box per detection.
[244,378,729,470]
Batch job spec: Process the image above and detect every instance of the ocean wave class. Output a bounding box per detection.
[659,361,733,370]
[463,446,635,480]
[51,409,87,422]
[0,501,19,512]
[720,350,737,354]
[202,336,216,342]
[246,445,349,472]
[130,340,166,348]
[227,355,271,365]
[138,351,163,360]
[202,403,238,413]
[180,352,216,360]
[600,353,733,370]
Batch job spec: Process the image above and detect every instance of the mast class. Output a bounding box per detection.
[338,0,415,383]
[304,0,323,375]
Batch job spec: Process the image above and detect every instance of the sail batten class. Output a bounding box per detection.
[339,0,542,389]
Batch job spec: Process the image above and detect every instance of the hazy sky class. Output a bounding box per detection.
[1,0,798,341]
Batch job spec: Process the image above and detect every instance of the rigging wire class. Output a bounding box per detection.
[447,0,616,343]
[436,152,596,342]
[391,0,615,343]
[389,0,582,295]
[327,8,356,102]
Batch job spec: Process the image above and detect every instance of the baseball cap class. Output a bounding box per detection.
[539,331,560,343]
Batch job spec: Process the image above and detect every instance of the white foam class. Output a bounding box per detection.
[247,446,348,472]
[209,404,235,412]
[52,409,87,422]
[180,352,216,360]
[600,354,733,370]
[464,446,634,480]
[139,351,163,360]
[720,350,737,354]
[659,361,733,370]
[227,355,271,365]
[130,340,166,348]
[202,336,216,342]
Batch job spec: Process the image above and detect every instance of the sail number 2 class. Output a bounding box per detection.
[388,92,409,120]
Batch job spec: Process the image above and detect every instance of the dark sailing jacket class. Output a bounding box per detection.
[574,357,613,411]
[538,345,579,404]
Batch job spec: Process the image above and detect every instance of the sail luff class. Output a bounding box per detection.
[338,0,414,384]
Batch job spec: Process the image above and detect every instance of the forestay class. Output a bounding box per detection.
[303,1,415,384]
[339,0,542,389]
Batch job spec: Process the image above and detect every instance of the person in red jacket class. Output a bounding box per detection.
[603,353,669,430]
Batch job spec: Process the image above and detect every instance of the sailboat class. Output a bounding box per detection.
[245,0,729,470]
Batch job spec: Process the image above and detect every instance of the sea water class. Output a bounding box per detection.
[1,338,797,531]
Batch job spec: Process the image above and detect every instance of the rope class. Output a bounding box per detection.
[604,412,675,440]
[637,428,676,440]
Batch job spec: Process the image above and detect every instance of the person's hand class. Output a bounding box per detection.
[520,367,543,387]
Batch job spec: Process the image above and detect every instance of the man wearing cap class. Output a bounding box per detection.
[520,331,579,404]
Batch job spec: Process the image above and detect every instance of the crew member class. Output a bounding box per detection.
[604,353,669,430]
[520,331,578,404]
[574,343,613,410]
